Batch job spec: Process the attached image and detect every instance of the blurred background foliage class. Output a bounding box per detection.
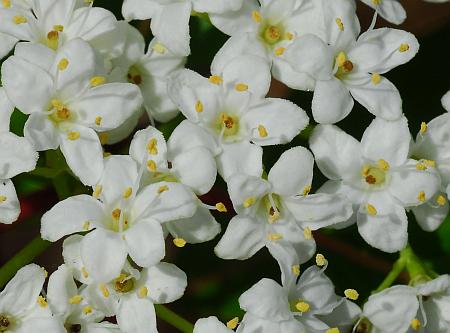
[1,0,450,331]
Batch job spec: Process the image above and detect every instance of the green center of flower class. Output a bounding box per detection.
[335,51,354,79]
[215,112,240,137]
[48,99,73,124]
[113,273,135,293]
[263,25,282,44]
[289,299,311,313]
[261,193,282,223]
[109,208,130,232]
[127,65,143,85]
[0,315,12,332]
[362,165,386,186]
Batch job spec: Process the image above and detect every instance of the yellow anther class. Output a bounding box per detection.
[344,289,359,300]
[2,0,11,8]
[99,284,110,298]
[158,185,169,194]
[316,253,327,266]
[81,267,89,279]
[69,295,83,304]
[292,265,301,276]
[208,75,222,85]
[138,286,148,298]
[258,124,268,138]
[95,116,102,126]
[146,138,158,155]
[152,42,166,54]
[58,58,69,71]
[398,43,410,52]
[173,238,187,248]
[103,152,111,158]
[303,185,312,196]
[418,191,426,202]
[13,15,27,24]
[67,131,80,140]
[336,52,347,67]
[111,208,121,220]
[420,122,427,134]
[147,160,157,172]
[215,202,227,212]
[268,210,280,224]
[416,163,427,171]
[372,0,381,4]
[227,317,239,330]
[195,100,203,113]
[53,25,64,32]
[284,32,294,40]
[252,10,262,23]
[326,328,340,333]
[243,197,255,208]
[99,133,109,145]
[423,159,436,168]
[303,227,313,240]
[274,47,285,57]
[335,18,344,31]
[93,185,102,198]
[37,296,48,308]
[123,187,133,199]
[46,30,59,50]
[0,196,6,203]
[377,159,390,171]
[51,99,64,110]
[90,76,106,87]
[366,204,377,216]
[371,73,381,84]
[411,318,421,330]
[267,233,283,241]
[83,306,93,315]
[41,267,48,278]
[83,221,91,231]
[437,195,447,206]
[235,83,248,92]
[295,301,310,313]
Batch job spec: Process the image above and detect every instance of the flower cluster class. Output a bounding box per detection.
[0,0,449,332]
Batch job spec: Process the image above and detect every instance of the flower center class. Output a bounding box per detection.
[289,300,311,313]
[262,193,282,223]
[109,208,130,232]
[113,273,135,293]
[0,315,12,332]
[215,112,240,138]
[48,99,73,123]
[263,25,282,44]
[362,164,387,186]
[335,51,354,78]
[43,26,64,50]
[127,65,143,85]
[65,323,82,333]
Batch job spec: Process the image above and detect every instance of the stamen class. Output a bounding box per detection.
[83,306,93,314]
[37,296,48,307]
[303,185,312,196]
[377,159,389,171]
[195,100,203,113]
[138,286,148,298]
[158,185,169,194]
[303,227,313,240]
[417,191,426,202]
[410,318,421,330]
[335,18,344,31]
[173,238,187,248]
[93,185,102,198]
[252,10,262,23]
[0,196,6,203]
[436,195,447,206]
[69,295,83,304]
[295,301,310,313]
[123,187,133,199]
[398,43,410,52]
[344,289,359,300]
[215,202,227,212]
[316,253,327,266]
[83,221,91,231]
[152,42,166,54]
[67,131,80,141]
[208,75,222,85]
[274,47,285,57]
[90,76,106,87]
[58,58,69,71]
[267,233,283,241]
[292,265,301,276]
[371,73,381,84]
[235,83,248,92]
[227,317,239,329]
[243,197,255,208]
[99,284,110,297]
[95,116,102,126]
[258,124,268,137]
[326,329,340,333]
[13,15,27,24]
[419,122,427,134]
[82,267,89,279]
[366,204,377,216]
[147,160,157,172]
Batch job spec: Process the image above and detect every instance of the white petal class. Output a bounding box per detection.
[309,124,362,180]
[13,42,54,72]
[412,192,449,232]
[41,194,104,242]
[348,74,402,120]
[194,317,233,333]
[215,215,265,260]
[239,278,291,321]
[0,132,37,179]
[284,193,353,230]
[165,205,221,244]
[47,264,78,316]
[116,296,157,333]
[269,146,314,197]
[357,202,408,252]
[312,78,354,124]
[0,264,45,315]
[0,87,14,132]
[0,8,37,41]
[0,179,20,224]
[217,142,263,181]
[243,98,309,145]
[0,33,17,60]
[363,285,418,333]
[124,220,165,268]
[62,235,92,284]
[192,0,242,14]
[361,116,410,166]
[388,159,441,207]
[359,0,406,24]
[209,1,257,36]
[24,113,60,151]
[416,275,450,296]
[1,55,53,114]
[348,28,418,74]
[129,126,168,171]
[141,262,187,304]
[271,57,315,91]
[442,90,450,112]
[122,0,157,20]
[227,173,270,211]
[81,229,128,282]
[15,317,65,333]
[59,125,104,186]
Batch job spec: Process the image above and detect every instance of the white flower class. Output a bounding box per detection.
[0,88,38,224]
[359,0,406,25]
[193,317,235,333]
[309,116,441,252]
[284,25,419,123]
[129,125,221,245]
[168,55,308,180]
[41,155,197,282]
[1,39,142,185]
[364,275,450,333]
[109,22,186,124]
[0,264,65,333]
[62,235,187,333]
[122,0,243,56]
[0,0,122,59]
[215,146,352,263]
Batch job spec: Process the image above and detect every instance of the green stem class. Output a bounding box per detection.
[155,304,194,333]
[373,256,406,294]
[0,237,51,289]
[400,245,429,283]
